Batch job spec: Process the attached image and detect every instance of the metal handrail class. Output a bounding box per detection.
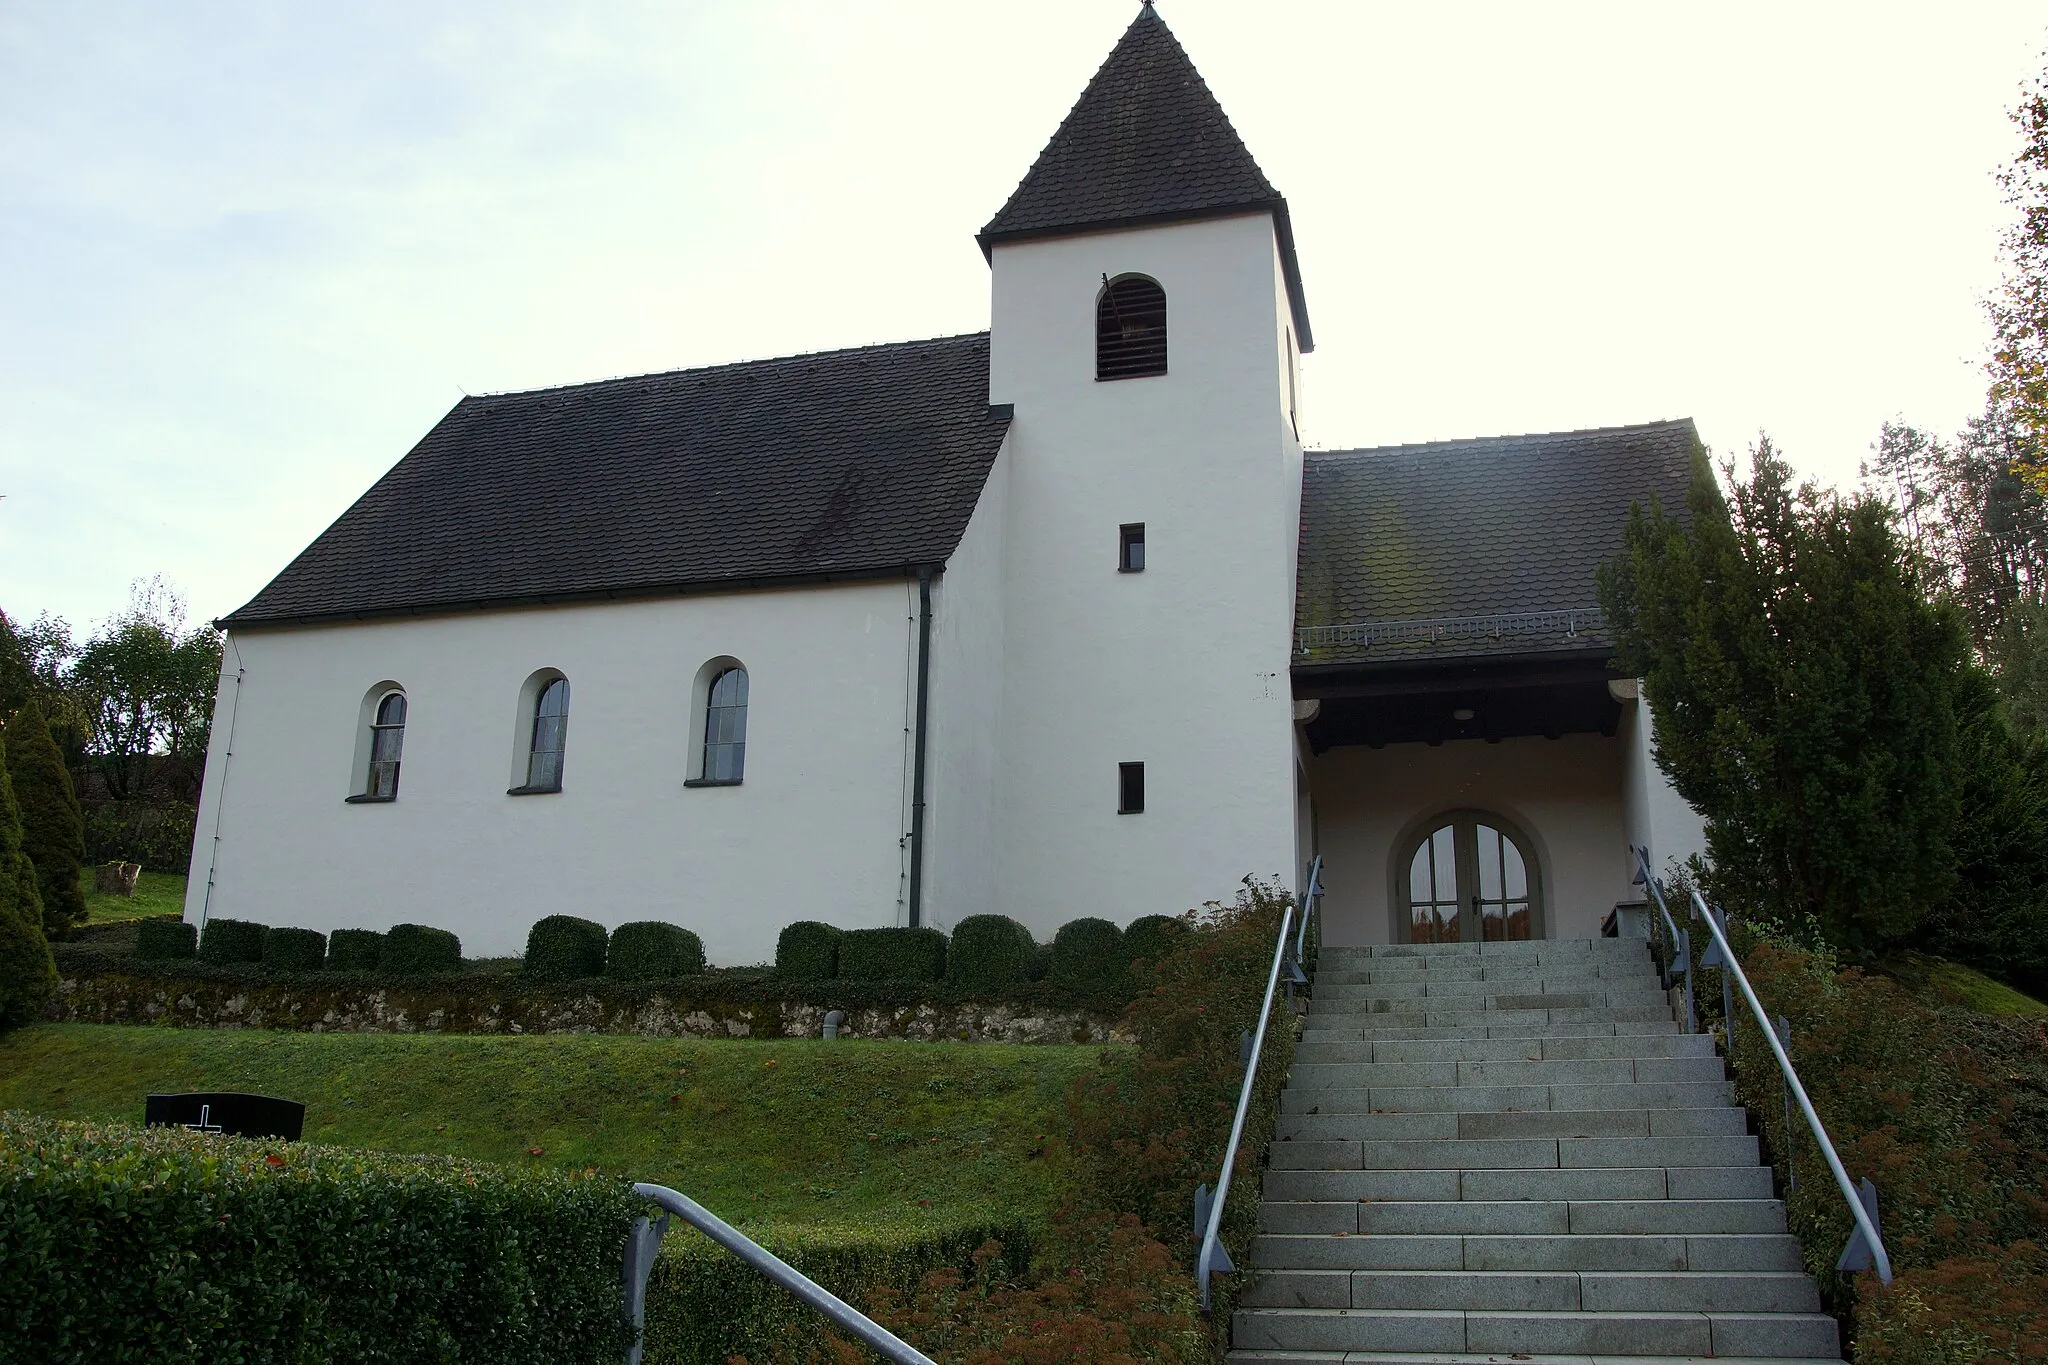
[1632,846,1695,1032]
[1194,858,1321,1313]
[624,1183,936,1365]
[1683,890,1893,1284]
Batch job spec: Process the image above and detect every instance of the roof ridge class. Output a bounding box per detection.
[469,331,991,404]
[1306,418,1698,462]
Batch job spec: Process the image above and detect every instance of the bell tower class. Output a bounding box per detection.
[980,4,1315,929]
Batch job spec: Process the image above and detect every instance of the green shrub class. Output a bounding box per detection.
[1026,942,1053,982]
[775,921,841,982]
[1050,917,1126,994]
[945,915,1035,991]
[0,1113,637,1363]
[641,1220,1031,1365]
[325,928,384,972]
[262,926,327,972]
[607,921,706,979]
[525,915,607,980]
[81,800,197,875]
[198,917,267,965]
[1122,914,1185,981]
[135,917,197,960]
[0,735,57,1030]
[4,701,86,937]
[837,926,947,982]
[383,922,461,975]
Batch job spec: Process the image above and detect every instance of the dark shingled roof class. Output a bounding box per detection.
[1294,419,1700,668]
[224,334,1011,628]
[978,5,1313,350]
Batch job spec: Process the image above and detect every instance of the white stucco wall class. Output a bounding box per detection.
[1620,689,1709,880]
[1310,734,1633,946]
[986,212,1304,936]
[921,440,1011,930]
[184,582,916,965]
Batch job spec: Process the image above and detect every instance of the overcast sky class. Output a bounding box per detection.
[3,1,2044,631]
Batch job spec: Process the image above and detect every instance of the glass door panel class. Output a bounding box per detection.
[1407,824,1461,943]
[1473,822,1533,941]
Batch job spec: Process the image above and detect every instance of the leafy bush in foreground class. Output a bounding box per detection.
[324,927,384,972]
[608,921,706,979]
[383,922,461,975]
[135,916,195,961]
[837,927,946,983]
[261,926,326,973]
[944,915,1034,992]
[1049,917,1125,994]
[775,921,840,982]
[0,1113,638,1363]
[196,916,265,965]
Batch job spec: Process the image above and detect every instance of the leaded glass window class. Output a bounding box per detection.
[366,692,406,798]
[526,678,569,791]
[702,667,748,783]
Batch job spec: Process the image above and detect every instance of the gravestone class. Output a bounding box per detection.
[95,862,141,897]
[145,1092,306,1141]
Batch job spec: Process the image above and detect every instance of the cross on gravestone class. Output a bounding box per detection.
[145,1092,306,1141]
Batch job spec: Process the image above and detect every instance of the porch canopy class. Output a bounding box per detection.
[1293,419,1698,749]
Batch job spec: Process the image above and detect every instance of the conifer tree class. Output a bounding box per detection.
[4,701,86,937]
[0,734,57,1030]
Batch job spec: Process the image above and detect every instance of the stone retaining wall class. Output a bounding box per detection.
[47,972,1129,1045]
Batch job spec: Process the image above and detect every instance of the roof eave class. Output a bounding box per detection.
[976,198,1314,353]
[216,561,952,634]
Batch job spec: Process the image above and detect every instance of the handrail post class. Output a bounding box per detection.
[1683,888,1893,1285]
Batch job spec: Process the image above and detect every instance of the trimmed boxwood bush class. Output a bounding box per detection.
[325,928,384,972]
[262,926,327,972]
[1027,941,1053,982]
[775,921,841,982]
[525,915,607,981]
[135,917,196,961]
[197,917,266,965]
[383,922,461,975]
[0,1113,637,1362]
[1050,917,1126,994]
[837,926,947,983]
[1123,913,1185,982]
[946,915,1035,991]
[606,921,706,980]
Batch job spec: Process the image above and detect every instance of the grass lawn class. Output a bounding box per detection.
[0,1024,1101,1240]
[80,868,187,923]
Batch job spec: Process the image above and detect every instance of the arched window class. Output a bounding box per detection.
[364,691,406,799]
[1096,274,1167,380]
[700,666,748,784]
[523,677,570,792]
[1397,812,1542,944]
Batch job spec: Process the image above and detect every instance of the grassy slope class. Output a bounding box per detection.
[80,868,186,923]
[0,1024,1100,1240]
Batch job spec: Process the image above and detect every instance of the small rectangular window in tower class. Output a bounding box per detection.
[1118,761,1145,814]
[1118,523,1146,573]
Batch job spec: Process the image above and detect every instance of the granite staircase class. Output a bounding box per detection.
[1233,937,1840,1365]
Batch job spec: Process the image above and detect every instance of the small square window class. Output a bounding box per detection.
[1118,523,1145,573]
[1118,761,1145,814]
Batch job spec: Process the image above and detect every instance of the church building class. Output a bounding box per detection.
[184,7,1706,965]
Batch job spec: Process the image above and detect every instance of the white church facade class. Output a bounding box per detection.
[183,7,1705,966]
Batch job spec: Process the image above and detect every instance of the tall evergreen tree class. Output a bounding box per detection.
[1600,439,1976,954]
[5,702,86,937]
[0,734,57,1030]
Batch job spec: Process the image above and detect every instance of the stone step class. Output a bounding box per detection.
[1230,1306,1839,1356]
[1306,1006,1679,1030]
[1310,989,1671,1014]
[1327,1199,1789,1237]
[1294,1033,1715,1064]
[1314,976,1663,1001]
[1241,1268,1822,1313]
[1280,1080,1734,1114]
[1229,1354,1841,1365]
[1250,1232,1807,1272]
[1265,1133,1760,1173]
[1260,1166,1773,1211]
[1277,1106,1747,1142]
[1314,960,1653,984]
[1302,1018,1683,1042]
[1319,940,1652,962]
[1288,1057,1727,1091]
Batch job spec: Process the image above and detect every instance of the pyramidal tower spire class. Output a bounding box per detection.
[979,3,1310,347]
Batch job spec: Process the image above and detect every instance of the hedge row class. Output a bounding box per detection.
[774,913,1185,994]
[641,1219,1031,1365]
[0,1113,639,1363]
[142,917,467,976]
[524,915,707,981]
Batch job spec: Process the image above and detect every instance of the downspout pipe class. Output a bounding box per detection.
[907,564,936,927]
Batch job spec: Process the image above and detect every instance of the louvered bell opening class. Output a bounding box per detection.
[1096,276,1167,381]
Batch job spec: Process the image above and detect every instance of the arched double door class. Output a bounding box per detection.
[1400,811,1543,943]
